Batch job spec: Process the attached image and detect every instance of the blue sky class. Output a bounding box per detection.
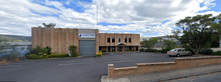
[0,0,220,37]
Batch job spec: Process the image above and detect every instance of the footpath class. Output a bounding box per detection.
[101,63,221,82]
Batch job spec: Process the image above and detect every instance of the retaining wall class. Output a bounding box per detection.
[108,56,221,77]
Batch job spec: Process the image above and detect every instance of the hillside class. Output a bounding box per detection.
[0,34,31,42]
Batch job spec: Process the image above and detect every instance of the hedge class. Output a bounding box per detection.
[26,54,69,59]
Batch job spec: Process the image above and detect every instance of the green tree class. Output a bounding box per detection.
[172,14,219,55]
[0,39,9,54]
[38,23,56,28]
[142,38,158,49]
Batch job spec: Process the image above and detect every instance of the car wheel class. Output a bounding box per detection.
[188,53,192,56]
[176,53,180,57]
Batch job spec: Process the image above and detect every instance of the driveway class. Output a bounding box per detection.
[0,52,195,82]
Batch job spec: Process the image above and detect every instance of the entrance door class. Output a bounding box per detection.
[118,46,122,52]
[79,40,95,56]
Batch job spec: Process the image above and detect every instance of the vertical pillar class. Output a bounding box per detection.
[115,46,117,52]
[122,46,125,52]
[108,64,115,78]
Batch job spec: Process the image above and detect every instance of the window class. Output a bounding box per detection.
[108,46,110,51]
[129,38,131,43]
[118,38,121,42]
[112,47,115,50]
[107,38,110,42]
[112,38,115,42]
[129,46,131,50]
[125,38,127,43]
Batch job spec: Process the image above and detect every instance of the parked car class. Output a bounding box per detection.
[167,48,192,57]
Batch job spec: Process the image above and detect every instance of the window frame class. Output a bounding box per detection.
[118,38,121,43]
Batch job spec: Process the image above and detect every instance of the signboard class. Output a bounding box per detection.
[79,34,95,38]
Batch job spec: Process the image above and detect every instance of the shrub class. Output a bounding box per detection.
[200,48,213,55]
[43,46,52,55]
[161,47,173,53]
[26,54,40,59]
[211,51,221,55]
[69,45,78,57]
[140,48,145,52]
[50,54,69,58]
[102,50,106,52]
[96,50,102,57]
[27,54,69,59]
[112,50,116,52]
[1,54,18,61]
[108,50,111,52]
[30,45,44,55]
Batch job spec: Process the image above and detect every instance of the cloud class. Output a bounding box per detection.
[0,0,219,37]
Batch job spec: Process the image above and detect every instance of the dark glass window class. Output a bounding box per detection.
[108,46,110,50]
[118,38,121,42]
[107,38,110,42]
[112,38,115,42]
[125,38,127,43]
[129,46,131,50]
[112,47,115,50]
[129,38,131,42]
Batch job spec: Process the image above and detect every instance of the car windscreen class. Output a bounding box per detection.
[170,49,176,51]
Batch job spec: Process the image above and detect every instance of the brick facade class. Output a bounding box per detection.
[108,56,221,77]
[32,28,140,54]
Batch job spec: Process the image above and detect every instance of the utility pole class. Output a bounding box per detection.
[97,5,98,29]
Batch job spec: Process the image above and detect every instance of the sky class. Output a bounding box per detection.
[0,0,221,37]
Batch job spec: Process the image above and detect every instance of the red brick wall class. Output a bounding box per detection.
[108,56,221,77]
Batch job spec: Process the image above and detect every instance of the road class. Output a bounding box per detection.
[0,52,194,82]
[167,72,221,82]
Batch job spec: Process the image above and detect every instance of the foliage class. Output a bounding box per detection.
[26,54,69,59]
[102,50,106,52]
[172,14,220,54]
[161,47,173,53]
[29,45,44,55]
[140,48,145,52]
[96,50,102,57]
[38,23,56,28]
[50,54,69,58]
[111,50,116,52]
[69,45,78,57]
[43,46,51,55]
[1,54,18,61]
[145,49,161,52]
[141,38,158,49]
[0,39,10,54]
[211,51,221,56]
[163,40,176,48]
[200,48,213,55]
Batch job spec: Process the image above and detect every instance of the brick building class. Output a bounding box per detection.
[32,28,140,56]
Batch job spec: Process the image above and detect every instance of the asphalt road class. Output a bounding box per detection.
[0,52,195,82]
[167,72,221,82]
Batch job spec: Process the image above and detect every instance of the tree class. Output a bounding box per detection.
[172,14,219,55]
[141,38,158,49]
[0,39,9,54]
[38,23,56,28]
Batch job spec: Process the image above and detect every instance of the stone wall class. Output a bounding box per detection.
[108,56,221,77]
